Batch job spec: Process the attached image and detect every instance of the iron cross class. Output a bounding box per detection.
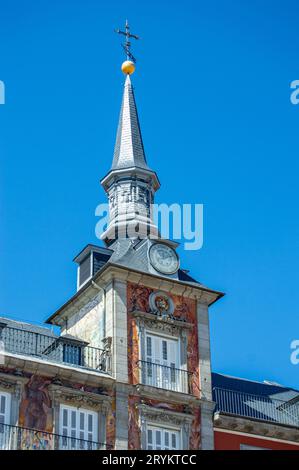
[115,20,140,63]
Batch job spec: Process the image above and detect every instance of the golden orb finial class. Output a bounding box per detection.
[121,60,135,75]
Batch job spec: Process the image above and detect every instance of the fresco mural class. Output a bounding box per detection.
[106,396,116,450]
[127,283,201,448]
[127,282,200,397]
[189,406,201,450]
[19,375,53,433]
[128,395,141,450]
[19,429,54,450]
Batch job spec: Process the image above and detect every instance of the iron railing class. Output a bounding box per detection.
[0,324,110,373]
[0,423,108,450]
[138,360,192,394]
[213,387,299,428]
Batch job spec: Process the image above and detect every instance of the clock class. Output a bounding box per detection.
[149,243,179,275]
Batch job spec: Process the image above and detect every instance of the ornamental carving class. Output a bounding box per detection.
[139,404,193,428]
[149,291,175,320]
[128,285,152,313]
[137,316,181,337]
[0,377,16,391]
[56,389,110,413]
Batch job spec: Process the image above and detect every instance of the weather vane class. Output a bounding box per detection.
[115,20,139,75]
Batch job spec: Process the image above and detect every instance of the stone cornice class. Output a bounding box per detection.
[135,383,200,406]
[47,262,223,325]
[138,403,194,429]
[132,310,193,331]
[50,384,111,413]
[1,355,114,389]
[214,412,299,443]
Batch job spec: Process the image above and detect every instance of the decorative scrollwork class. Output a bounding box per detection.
[139,404,193,428]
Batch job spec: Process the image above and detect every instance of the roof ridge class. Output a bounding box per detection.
[212,372,291,389]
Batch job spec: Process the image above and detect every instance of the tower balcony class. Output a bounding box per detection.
[137,360,192,395]
[0,423,109,450]
[0,323,111,374]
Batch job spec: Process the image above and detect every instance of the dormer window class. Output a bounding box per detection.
[74,245,112,291]
[78,254,92,288]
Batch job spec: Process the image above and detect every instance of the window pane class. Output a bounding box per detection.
[147,429,152,444]
[63,409,68,427]
[71,411,76,428]
[88,414,93,432]
[172,433,177,449]
[0,396,5,414]
[156,430,161,446]
[80,412,85,430]
[162,341,167,360]
[164,431,169,447]
[146,337,152,357]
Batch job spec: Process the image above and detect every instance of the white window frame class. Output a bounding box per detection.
[0,391,12,450]
[0,391,11,425]
[59,404,98,449]
[146,422,182,450]
[142,331,183,392]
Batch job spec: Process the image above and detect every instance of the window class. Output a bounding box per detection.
[62,344,82,366]
[0,392,11,450]
[147,425,180,450]
[59,405,98,450]
[145,334,180,391]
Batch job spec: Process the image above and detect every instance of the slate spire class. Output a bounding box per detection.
[100,67,160,245]
[111,74,150,171]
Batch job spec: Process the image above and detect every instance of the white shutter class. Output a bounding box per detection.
[147,425,180,450]
[0,392,11,450]
[164,430,170,449]
[155,429,162,450]
[60,405,98,449]
[171,431,178,449]
[145,334,179,390]
[0,392,11,425]
[146,336,153,384]
[147,428,153,450]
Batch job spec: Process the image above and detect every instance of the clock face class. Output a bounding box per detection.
[149,243,179,275]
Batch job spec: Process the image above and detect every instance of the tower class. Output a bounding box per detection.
[39,22,223,450]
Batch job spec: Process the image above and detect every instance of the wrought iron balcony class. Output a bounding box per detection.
[138,360,192,394]
[0,423,108,450]
[0,324,110,373]
[213,387,299,428]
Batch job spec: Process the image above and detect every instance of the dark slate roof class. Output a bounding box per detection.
[112,74,150,171]
[178,269,200,284]
[212,373,299,427]
[0,317,87,345]
[0,317,56,337]
[212,373,299,397]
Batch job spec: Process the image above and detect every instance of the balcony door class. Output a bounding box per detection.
[0,392,11,450]
[145,334,180,391]
[59,405,98,450]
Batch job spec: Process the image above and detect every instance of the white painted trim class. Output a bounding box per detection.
[146,421,182,450]
[0,391,11,425]
[214,427,299,446]
[59,403,98,442]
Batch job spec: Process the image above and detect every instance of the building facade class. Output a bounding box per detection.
[0,60,298,451]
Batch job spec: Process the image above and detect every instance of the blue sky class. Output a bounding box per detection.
[1,0,299,388]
